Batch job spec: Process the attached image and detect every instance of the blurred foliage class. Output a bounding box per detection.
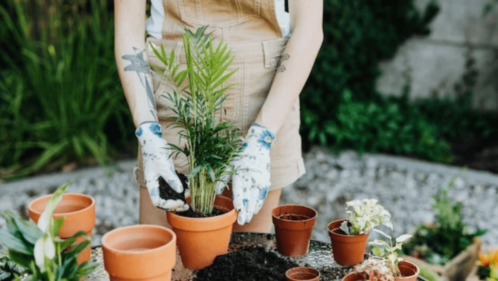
[418,265,441,281]
[0,0,497,179]
[301,0,440,149]
[402,173,487,266]
[0,0,132,179]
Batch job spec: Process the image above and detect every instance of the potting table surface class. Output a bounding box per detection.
[87,232,428,281]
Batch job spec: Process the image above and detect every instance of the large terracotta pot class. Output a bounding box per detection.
[327,219,368,266]
[394,260,420,281]
[29,193,95,264]
[102,225,176,281]
[286,267,320,281]
[167,196,237,270]
[272,205,317,257]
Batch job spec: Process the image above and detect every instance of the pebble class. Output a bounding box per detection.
[0,146,497,249]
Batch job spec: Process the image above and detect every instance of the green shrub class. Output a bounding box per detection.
[402,173,487,265]
[319,90,453,162]
[0,0,132,179]
[301,0,440,149]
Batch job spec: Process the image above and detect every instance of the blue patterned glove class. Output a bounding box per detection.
[231,123,275,225]
[136,122,188,211]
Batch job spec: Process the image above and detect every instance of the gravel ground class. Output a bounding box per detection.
[1,146,497,247]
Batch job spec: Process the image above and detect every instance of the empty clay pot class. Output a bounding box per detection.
[272,205,317,257]
[167,196,237,270]
[327,219,368,266]
[394,260,420,281]
[286,267,320,281]
[342,272,362,281]
[29,193,95,264]
[102,225,176,281]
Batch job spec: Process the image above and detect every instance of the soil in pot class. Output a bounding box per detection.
[193,247,298,281]
[272,205,317,257]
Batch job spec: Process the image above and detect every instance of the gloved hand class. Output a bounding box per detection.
[136,122,189,211]
[229,123,276,225]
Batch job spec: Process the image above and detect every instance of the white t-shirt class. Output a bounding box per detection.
[146,0,291,39]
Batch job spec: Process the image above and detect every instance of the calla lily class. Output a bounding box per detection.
[34,233,55,272]
[37,182,70,233]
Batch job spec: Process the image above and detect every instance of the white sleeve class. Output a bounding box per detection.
[146,0,164,39]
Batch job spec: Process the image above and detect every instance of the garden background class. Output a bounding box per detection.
[1,0,498,179]
[2,1,498,280]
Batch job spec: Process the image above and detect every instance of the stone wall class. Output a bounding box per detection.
[377,0,498,111]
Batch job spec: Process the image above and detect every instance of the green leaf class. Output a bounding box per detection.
[37,181,71,233]
[75,261,98,278]
[49,218,64,238]
[0,230,33,255]
[12,215,43,245]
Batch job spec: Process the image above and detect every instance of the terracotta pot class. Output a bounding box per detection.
[272,205,317,257]
[166,196,237,270]
[342,272,363,281]
[29,193,95,264]
[394,260,420,281]
[102,225,176,281]
[327,219,368,266]
[286,267,320,281]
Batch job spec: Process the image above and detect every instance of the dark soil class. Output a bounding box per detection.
[193,247,298,281]
[319,266,353,280]
[158,171,188,201]
[278,214,311,221]
[175,207,224,218]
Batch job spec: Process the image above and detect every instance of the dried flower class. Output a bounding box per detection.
[353,257,394,281]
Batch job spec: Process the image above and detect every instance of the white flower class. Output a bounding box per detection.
[34,234,55,272]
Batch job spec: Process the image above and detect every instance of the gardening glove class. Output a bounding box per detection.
[231,123,276,225]
[136,122,189,212]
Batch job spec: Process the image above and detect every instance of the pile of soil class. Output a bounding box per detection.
[193,247,298,281]
[175,207,224,218]
[158,172,188,201]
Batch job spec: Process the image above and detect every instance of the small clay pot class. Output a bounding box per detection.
[102,225,176,281]
[29,193,95,264]
[327,219,368,266]
[394,260,420,281]
[167,196,237,270]
[286,267,320,281]
[342,272,362,281]
[272,205,317,257]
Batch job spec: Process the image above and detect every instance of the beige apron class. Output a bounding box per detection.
[135,0,305,190]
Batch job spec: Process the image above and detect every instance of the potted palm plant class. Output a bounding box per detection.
[0,182,97,280]
[327,199,393,266]
[149,27,242,270]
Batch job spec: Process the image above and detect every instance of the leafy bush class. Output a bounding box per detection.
[319,90,453,162]
[301,0,440,149]
[0,0,131,179]
[402,173,487,265]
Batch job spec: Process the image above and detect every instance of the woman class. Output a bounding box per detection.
[114,0,323,233]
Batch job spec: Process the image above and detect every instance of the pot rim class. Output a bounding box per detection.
[397,260,420,278]
[167,196,236,223]
[285,266,321,279]
[272,204,318,223]
[327,220,369,238]
[28,193,95,217]
[102,225,176,255]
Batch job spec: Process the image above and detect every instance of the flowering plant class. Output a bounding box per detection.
[369,233,413,277]
[478,249,498,280]
[150,27,242,215]
[353,257,395,281]
[340,199,393,235]
[0,182,97,280]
